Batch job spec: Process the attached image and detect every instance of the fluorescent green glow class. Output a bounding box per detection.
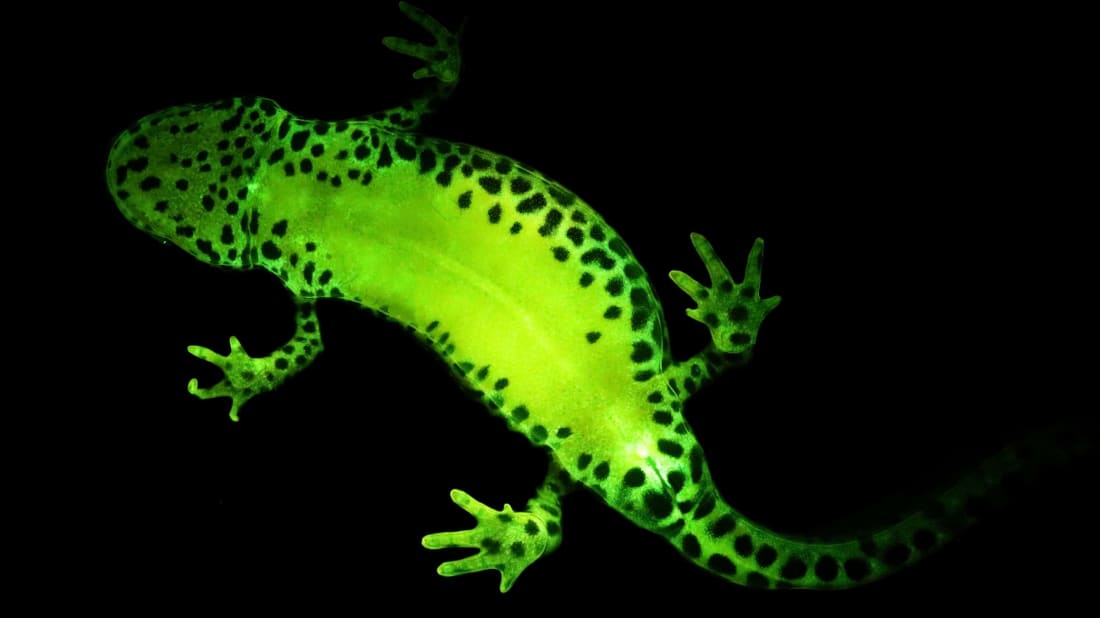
[106,2,1078,593]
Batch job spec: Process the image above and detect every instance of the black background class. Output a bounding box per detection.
[57,0,1094,611]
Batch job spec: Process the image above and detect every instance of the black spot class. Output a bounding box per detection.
[509,222,522,234]
[531,425,548,442]
[709,515,736,538]
[354,144,370,161]
[623,468,646,488]
[284,162,295,176]
[682,534,701,558]
[220,112,242,132]
[261,241,281,260]
[394,139,416,160]
[667,471,685,493]
[585,332,601,343]
[746,573,770,589]
[517,193,546,213]
[608,237,629,257]
[539,209,563,236]
[313,121,329,135]
[153,200,167,212]
[913,528,936,551]
[488,204,502,223]
[729,305,749,322]
[781,557,808,580]
[599,279,626,300]
[546,521,561,536]
[577,453,592,470]
[593,462,610,480]
[579,273,594,287]
[556,427,572,438]
[603,306,621,319]
[552,247,569,261]
[690,445,704,483]
[524,521,539,536]
[657,440,683,458]
[566,227,585,247]
[126,156,148,172]
[133,135,149,149]
[493,378,508,390]
[290,130,309,151]
[882,543,911,566]
[707,554,736,575]
[589,225,605,241]
[693,495,716,521]
[480,538,501,555]
[318,270,333,285]
[814,555,839,582]
[300,159,313,173]
[756,544,778,568]
[844,558,871,581]
[139,176,161,191]
[377,144,393,168]
[419,149,437,173]
[478,176,502,194]
[511,406,529,421]
[652,411,673,425]
[733,534,753,556]
[624,263,644,279]
[175,225,195,238]
[729,332,752,346]
[547,186,576,206]
[510,177,532,194]
[631,341,653,363]
[457,191,472,209]
[510,542,525,558]
[580,248,615,269]
[309,143,324,158]
[271,220,288,237]
[220,225,234,244]
[644,491,673,519]
[471,154,491,169]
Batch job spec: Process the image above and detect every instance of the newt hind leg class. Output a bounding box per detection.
[422,463,570,592]
[374,1,463,131]
[667,235,780,394]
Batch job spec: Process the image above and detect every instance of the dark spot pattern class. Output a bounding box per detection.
[814,555,839,582]
[781,557,808,580]
[707,555,736,575]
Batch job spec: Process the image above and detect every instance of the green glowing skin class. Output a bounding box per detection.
[105,2,1084,593]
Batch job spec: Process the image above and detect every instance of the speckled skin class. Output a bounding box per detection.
[105,3,1090,593]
